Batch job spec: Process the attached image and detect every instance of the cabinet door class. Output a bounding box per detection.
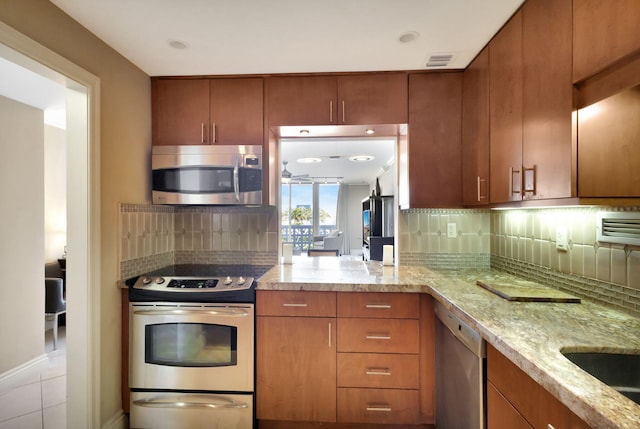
[404,73,463,209]
[573,0,640,82]
[539,386,591,429]
[337,73,408,125]
[487,382,533,429]
[152,79,210,146]
[522,0,573,201]
[489,11,523,204]
[462,47,490,206]
[210,78,263,145]
[266,76,337,126]
[256,316,336,422]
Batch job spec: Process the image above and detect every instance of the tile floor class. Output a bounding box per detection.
[0,327,66,429]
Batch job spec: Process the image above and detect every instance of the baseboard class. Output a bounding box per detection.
[0,354,49,396]
[102,410,128,429]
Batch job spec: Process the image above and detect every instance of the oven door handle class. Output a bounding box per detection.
[133,396,249,410]
[132,308,251,317]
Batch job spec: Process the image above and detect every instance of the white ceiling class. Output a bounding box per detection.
[49,0,524,77]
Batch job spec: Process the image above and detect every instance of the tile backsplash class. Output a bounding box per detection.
[119,203,279,280]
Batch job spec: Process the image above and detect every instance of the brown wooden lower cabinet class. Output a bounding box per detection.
[487,344,590,429]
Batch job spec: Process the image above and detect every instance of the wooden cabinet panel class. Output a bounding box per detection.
[152,77,263,146]
[266,76,337,126]
[337,292,419,319]
[489,11,523,204]
[337,74,408,125]
[152,78,210,146]
[522,0,573,201]
[573,0,640,83]
[337,353,419,389]
[462,47,490,206]
[404,72,463,209]
[256,290,336,317]
[487,382,533,429]
[257,316,336,422]
[578,85,640,197]
[337,388,419,424]
[337,318,419,354]
[209,78,263,145]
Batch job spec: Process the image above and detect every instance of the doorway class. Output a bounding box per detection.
[0,22,101,428]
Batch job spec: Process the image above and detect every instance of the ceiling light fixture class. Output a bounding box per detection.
[299,129,310,135]
[399,31,419,43]
[297,157,322,164]
[365,128,375,135]
[349,155,375,162]
[168,40,188,50]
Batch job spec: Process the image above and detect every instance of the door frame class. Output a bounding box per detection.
[0,21,101,428]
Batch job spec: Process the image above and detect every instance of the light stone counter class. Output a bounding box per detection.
[256,258,640,429]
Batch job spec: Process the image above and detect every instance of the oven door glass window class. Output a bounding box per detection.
[145,323,237,367]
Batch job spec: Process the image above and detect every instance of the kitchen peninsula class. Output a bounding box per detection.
[256,258,640,429]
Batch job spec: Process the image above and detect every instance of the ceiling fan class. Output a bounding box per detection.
[281,161,311,182]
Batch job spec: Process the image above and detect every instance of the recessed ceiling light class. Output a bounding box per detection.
[168,40,188,50]
[299,129,310,135]
[399,31,419,43]
[365,128,375,135]
[349,155,375,162]
[297,157,322,164]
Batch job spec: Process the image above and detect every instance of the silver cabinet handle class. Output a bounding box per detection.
[282,303,308,307]
[523,164,536,194]
[329,100,333,123]
[366,406,392,412]
[366,335,391,340]
[366,304,391,309]
[211,122,216,143]
[547,425,556,429]
[342,100,346,123]
[134,397,248,410]
[233,155,239,202]
[477,176,487,201]
[328,322,332,347]
[510,166,522,195]
[366,368,391,376]
[201,122,206,144]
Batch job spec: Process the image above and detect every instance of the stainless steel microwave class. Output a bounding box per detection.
[152,145,262,205]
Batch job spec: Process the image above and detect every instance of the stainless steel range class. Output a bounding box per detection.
[128,265,266,429]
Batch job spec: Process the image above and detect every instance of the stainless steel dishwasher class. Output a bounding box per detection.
[435,301,486,429]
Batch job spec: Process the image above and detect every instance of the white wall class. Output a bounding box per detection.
[44,124,66,262]
[0,95,45,373]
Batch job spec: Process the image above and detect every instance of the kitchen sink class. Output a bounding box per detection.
[562,351,640,405]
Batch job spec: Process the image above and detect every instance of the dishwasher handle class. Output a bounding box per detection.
[435,301,485,358]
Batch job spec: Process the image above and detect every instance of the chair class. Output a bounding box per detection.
[312,230,343,254]
[45,278,66,350]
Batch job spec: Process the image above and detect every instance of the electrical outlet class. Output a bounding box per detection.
[447,223,457,238]
[556,226,568,251]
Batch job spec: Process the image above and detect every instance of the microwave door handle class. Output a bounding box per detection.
[233,156,240,202]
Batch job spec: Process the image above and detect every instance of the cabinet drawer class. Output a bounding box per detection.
[337,388,419,424]
[337,292,419,319]
[337,318,419,354]
[337,353,419,389]
[256,291,336,317]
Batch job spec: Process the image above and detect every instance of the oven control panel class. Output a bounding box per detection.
[133,276,254,292]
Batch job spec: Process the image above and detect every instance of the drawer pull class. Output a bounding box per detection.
[366,368,391,376]
[366,406,392,412]
[282,303,308,307]
[547,425,556,429]
[365,304,391,309]
[366,335,391,340]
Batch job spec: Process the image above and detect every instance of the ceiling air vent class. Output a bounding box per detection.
[596,211,640,246]
[426,54,453,67]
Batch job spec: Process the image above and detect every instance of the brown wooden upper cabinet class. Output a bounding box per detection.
[462,47,490,206]
[152,77,263,146]
[489,0,573,204]
[266,73,408,126]
[401,72,462,209]
[573,0,640,83]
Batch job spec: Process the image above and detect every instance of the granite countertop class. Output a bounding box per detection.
[256,258,640,429]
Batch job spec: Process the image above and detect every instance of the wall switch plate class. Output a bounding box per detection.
[556,226,568,251]
[447,223,457,238]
